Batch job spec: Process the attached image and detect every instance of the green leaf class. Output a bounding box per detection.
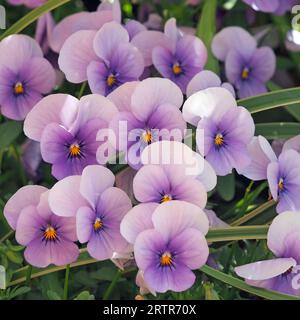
[0,0,71,41]
[47,290,62,300]
[5,250,23,265]
[0,122,23,149]
[238,87,300,114]
[200,265,300,300]
[74,291,95,300]
[267,81,300,121]
[196,0,219,73]
[217,174,235,201]
[255,123,300,139]
[285,104,300,122]
[206,225,268,242]
[203,282,220,300]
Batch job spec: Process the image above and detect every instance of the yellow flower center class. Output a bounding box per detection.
[43,226,58,241]
[242,67,249,80]
[161,194,172,203]
[14,82,24,95]
[69,144,81,158]
[160,252,173,266]
[214,133,224,146]
[93,218,103,231]
[142,130,153,144]
[106,74,116,87]
[172,63,182,75]
[278,178,284,191]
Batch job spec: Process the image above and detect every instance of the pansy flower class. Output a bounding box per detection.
[133,201,209,293]
[242,0,299,15]
[186,70,235,98]
[282,134,300,154]
[183,87,255,176]
[240,136,300,213]
[59,21,144,96]
[236,211,300,296]
[133,163,207,208]
[131,18,207,93]
[7,0,46,8]
[0,35,55,120]
[24,94,118,179]
[108,78,186,169]
[4,187,79,267]
[49,165,132,261]
[212,27,276,98]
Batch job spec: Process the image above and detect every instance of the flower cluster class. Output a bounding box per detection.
[2,0,300,299]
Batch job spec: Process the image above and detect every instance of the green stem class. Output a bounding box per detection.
[231,200,275,227]
[103,269,122,300]
[78,82,87,99]
[25,265,32,286]
[11,145,27,186]
[0,230,14,244]
[63,264,70,300]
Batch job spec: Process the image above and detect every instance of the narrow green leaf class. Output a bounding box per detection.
[196,0,219,73]
[0,0,71,41]
[74,291,95,300]
[0,121,23,149]
[285,104,300,122]
[255,122,300,139]
[267,81,300,121]
[206,225,268,242]
[231,200,275,227]
[8,226,270,287]
[217,174,235,201]
[238,87,300,114]
[200,265,300,300]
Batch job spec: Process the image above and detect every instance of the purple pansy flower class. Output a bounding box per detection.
[140,141,217,192]
[242,0,299,15]
[267,150,300,213]
[212,27,276,98]
[7,0,46,8]
[49,11,113,53]
[282,134,300,154]
[240,136,300,213]
[0,35,55,120]
[133,201,209,293]
[235,211,300,296]
[186,70,235,98]
[24,94,118,180]
[49,165,132,261]
[59,21,144,96]
[131,18,207,93]
[108,78,186,169]
[183,87,255,176]
[133,163,207,208]
[4,187,79,267]
[152,18,207,93]
[49,0,144,53]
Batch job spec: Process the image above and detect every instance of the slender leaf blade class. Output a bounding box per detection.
[0,0,71,40]
[196,0,219,73]
[201,265,300,300]
[255,122,300,139]
[238,87,300,114]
